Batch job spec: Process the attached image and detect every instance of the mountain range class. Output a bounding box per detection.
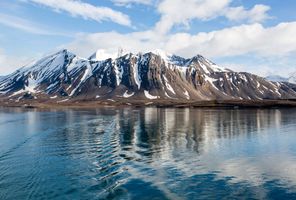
[0,49,296,107]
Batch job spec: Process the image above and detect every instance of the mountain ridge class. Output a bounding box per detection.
[0,49,296,106]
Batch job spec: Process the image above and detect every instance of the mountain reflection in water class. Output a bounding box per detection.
[0,108,295,200]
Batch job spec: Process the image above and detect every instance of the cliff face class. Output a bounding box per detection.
[0,49,296,103]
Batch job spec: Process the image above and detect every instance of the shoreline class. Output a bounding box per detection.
[0,99,296,109]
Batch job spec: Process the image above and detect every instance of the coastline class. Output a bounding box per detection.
[0,99,296,109]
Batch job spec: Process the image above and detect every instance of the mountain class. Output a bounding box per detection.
[266,73,296,84]
[0,49,296,106]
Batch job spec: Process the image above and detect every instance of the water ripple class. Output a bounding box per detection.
[0,108,296,199]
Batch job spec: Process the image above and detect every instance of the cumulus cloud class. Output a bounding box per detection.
[63,21,296,76]
[225,4,271,23]
[166,22,296,58]
[155,0,271,34]
[64,31,162,58]
[26,0,131,26]
[0,0,286,77]
[66,22,296,59]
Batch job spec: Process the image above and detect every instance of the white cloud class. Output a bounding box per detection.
[2,20,296,76]
[219,56,296,77]
[225,4,271,23]
[0,13,68,36]
[111,0,152,7]
[155,0,271,34]
[166,22,296,58]
[26,0,131,26]
[64,30,163,57]
[64,21,296,76]
[156,0,230,33]
[0,0,286,77]
[66,22,296,59]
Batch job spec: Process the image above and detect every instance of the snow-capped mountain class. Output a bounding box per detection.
[0,49,296,103]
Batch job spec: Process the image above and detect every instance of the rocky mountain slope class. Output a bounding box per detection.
[0,49,296,104]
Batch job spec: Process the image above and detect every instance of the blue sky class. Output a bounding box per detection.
[0,0,296,76]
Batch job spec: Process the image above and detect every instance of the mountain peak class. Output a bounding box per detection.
[48,49,74,58]
[150,49,172,58]
[146,49,190,66]
[89,49,117,61]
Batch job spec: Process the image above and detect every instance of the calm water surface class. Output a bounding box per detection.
[0,107,296,199]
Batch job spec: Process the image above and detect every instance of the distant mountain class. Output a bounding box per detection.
[288,72,296,84]
[265,75,289,83]
[266,73,296,84]
[0,49,296,104]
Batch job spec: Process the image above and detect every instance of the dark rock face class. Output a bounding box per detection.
[0,49,296,102]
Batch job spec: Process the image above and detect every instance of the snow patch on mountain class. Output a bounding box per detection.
[164,91,173,99]
[132,62,141,89]
[150,49,188,66]
[26,76,38,93]
[114,60,123,86]
[204,75,219,90]
[123,90,134,98]
[144,90,159,99]
[70,63,92,96]
[183,90,190,100]
[89,49,117,61]
[151,49,172,63]
[163,76,175,94]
